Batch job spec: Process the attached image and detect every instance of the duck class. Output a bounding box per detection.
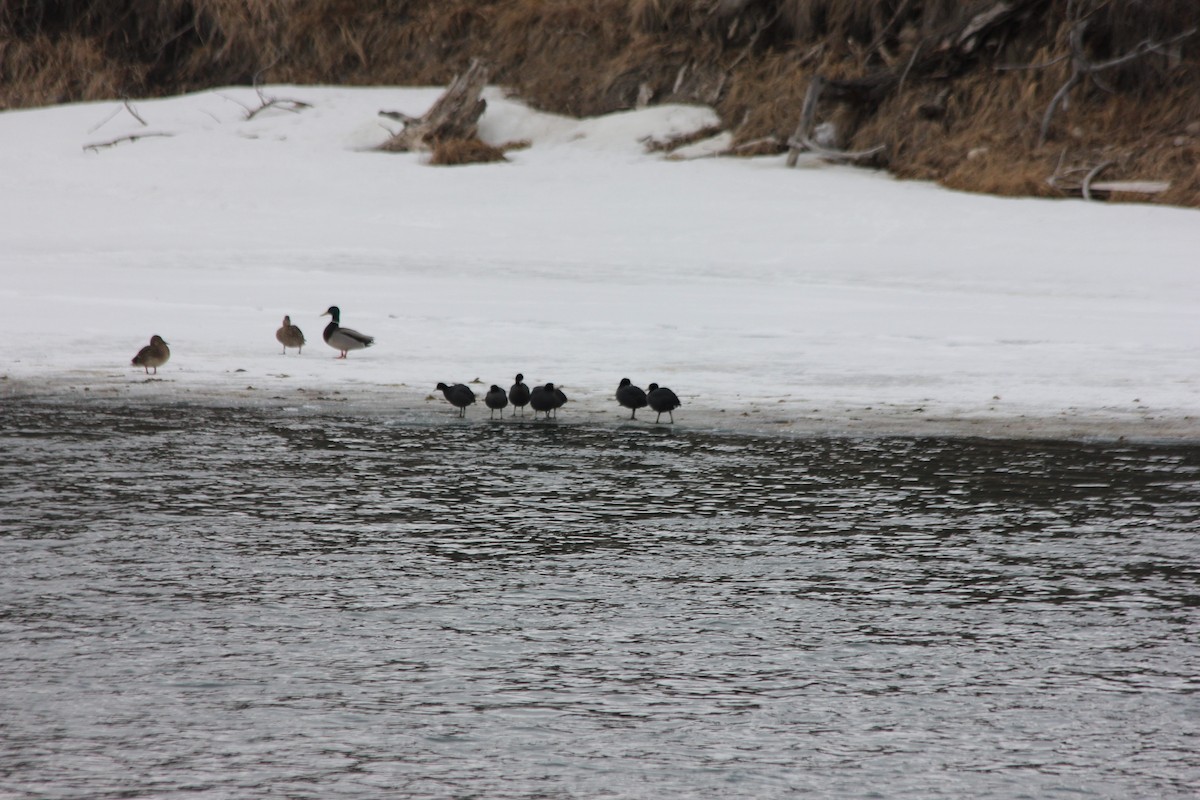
[529,382,560,420]
[484,385,509,419]
[508,373,531,416]
[321,306,374,358]
[436,382,477,417]
[131,335,170,375]
[616,378,648,420]
[275,315,305,354]
[647,383,681,424]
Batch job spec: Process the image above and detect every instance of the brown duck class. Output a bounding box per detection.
[275,315,306,354]
[132,335,170,375]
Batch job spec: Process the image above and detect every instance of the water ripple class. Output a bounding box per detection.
[1,399,1198,799]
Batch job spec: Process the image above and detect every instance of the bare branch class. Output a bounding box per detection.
[1040,70,1083,146]
[87,105,123,134]
[1088,28,1197,72]
[123,100,147,126]
[221,80,312,121]
[1038,23,1198,146]
[245,95,312,121]
[83,132,174,152]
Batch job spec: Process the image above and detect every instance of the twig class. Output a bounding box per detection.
[252,57,283,90]
[87,105,123,134]
[221,84,312,121]
[245,91,312,120]
[123,100,147,126]
[83,132,173,152]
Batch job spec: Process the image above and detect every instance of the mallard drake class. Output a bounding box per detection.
[616,378,648,420]
[131,335,170,375]
[508,373,530,416]
[436,382,477,417]
[321,306,374,358]
[485,385,509,419]
[647,383,681,424]
[275,315,305,354]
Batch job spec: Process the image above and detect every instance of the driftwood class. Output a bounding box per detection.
[1046,152,1171,200]
[786,0,1037,166]
[379,60,489,152]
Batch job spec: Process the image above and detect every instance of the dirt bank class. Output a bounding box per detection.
[2,0,1198,205]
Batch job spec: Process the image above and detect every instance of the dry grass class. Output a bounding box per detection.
[429,137,509,166]
[1,0,1197,204]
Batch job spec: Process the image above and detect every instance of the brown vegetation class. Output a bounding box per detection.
[2,0,1197,205]
[428,138,509,166]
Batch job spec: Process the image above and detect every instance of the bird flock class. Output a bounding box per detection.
[133,306,682,423]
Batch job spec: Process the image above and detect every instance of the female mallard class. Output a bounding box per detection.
[131,335,170,375]
[508,373,530,416]
[616,378,648,420]
[276,315,305,354]
[436,382,477,417]
[647,383,681,424]
[321,306,374,358]
[485,385,509,419]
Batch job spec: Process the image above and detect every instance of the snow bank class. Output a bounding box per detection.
[2,86,1198,440]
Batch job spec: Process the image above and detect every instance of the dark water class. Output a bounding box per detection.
[2,399,1198,799]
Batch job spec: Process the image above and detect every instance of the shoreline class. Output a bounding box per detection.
[6,373,1197,445]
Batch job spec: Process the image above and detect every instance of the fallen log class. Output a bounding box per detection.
[1086,180,1171,195]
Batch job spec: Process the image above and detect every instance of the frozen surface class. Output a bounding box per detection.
[2,85,1198,439]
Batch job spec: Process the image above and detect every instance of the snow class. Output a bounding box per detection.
[2,85,1198,440]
